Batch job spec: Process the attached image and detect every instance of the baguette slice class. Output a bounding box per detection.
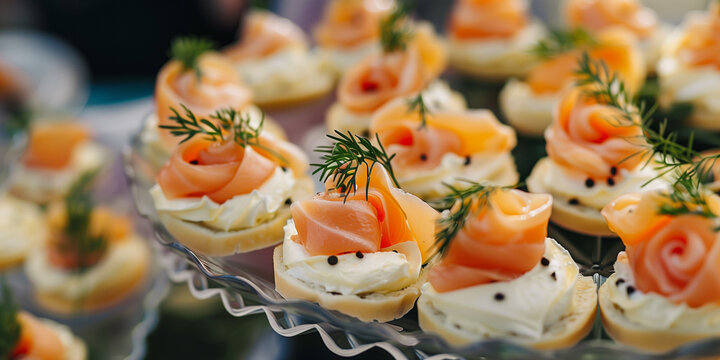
[599,273,720,353]
[418,275,597,350]
[273,245,426,322]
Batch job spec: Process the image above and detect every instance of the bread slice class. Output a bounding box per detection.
[273,246,425,322]
[527,158,615,236]
[599,273,720,353]
[417,275,597,350]
[158,176,314,256]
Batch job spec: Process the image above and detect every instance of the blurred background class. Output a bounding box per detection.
[0,0,713,359]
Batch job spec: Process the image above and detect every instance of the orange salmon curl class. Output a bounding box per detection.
[156,133,307,204]
[428,190,552,293]
[155,53,252,147]
[371,98,515,171]
[314,0,395,49]
[545,87,648,179]
[448,0,529,40]
[13,312,65,360]
[602,191,720,307]
[22,122,90,170]
[566,0,658,39]
[527,28,646,95]
[290,163,437,261]
[675,2,720,70]
[225,11,307,62]
[338,23,447,113]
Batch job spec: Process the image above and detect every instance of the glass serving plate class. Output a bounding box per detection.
[123,117,720,359]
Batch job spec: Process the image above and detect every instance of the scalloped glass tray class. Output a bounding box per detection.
[123,117,720,359]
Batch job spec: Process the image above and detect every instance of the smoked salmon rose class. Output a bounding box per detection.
[314,0,393,49]
[448,0,528,40]
[567,0,658,39]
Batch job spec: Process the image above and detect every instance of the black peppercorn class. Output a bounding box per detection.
[607,177,615,186]
[615,278,625,286]
[568,198,580,205]
[464,156,471,166]
[550,272,557,281]
[392,250,399,253]
[284,198,292,206]
[585,178,595,188]
[327,255,338,265]
[494,293,505,301]
[189,159,199,165]
[355,251,364,259]
[281,166,287,172]
[610,166,618,176]
[420,154,427,161]
[626,286,636,296]
[541,257,550,266]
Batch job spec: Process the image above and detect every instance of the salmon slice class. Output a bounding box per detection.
[14,312,64,360]
[603,191,720,308]
[676,4,720,69]
[527,28,645,95]
[567,0,658,39]
[337,24,446,113]
[371,98,515,170]
[314,0,393,49]
[225,11,306,62]
[545,88,647,179]
[156,132,306,204]
[448,0,528,40]
[428,190,552,293]
[155,53,252,146]
[22,122,89,170]
[290,163,438,260]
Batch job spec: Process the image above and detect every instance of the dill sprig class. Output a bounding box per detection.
[379,1,413,53]
[170,36,214,78]
[312,131,400,202]
[431,181,515,258]
[0,279,20,359]
[62,171,107,272]
[574,53,719,219]
[160,105,287,164]
[407,93,430,129]
[532,28,596,59]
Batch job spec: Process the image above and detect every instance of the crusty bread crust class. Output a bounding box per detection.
[273,246,425,322]
[418,275,597,349]
[35,238,150,315]
[158,176,314,256]
[527,158,615,236]
[599,274,720,353]
[498,79,555,137]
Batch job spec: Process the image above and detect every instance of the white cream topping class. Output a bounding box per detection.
[608,256,720,331]
[319,41,380,75]
[281,220,421,295]
[233,47,334,103]
[151,164,296,232]
[421,238,578,339]
[11,141,106,203]
[659,60,720,117]
[328,80,466,134]
[538,159,668,210]
[448,21,545,76]
[499,79,562,135]
[0,196,46,264]
[25,236,148,302]
[397,152,516,200]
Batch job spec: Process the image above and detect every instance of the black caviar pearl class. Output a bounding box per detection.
[610,166,618,176]
[626,286,636,296]
[550,272,557,281]
[494,292,505,301]
[615,278,625,286]
[568,198,580,205]
[355,251,364,259]
[189,159,199,165]
[464,156,471,166]
[327,255,338,265]
[585,178,595,188]
[420,153,428,161]
[607,177,615,186]
[284,198,292,206]
[541,257,550,266]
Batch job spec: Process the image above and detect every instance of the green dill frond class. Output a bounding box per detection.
[0,279,21,359]
[63,171,107,272]
[170,36,214,77]
[160,105,225,144]
[430,181,517,259]
[407,93,430,129]
[532,28,596,59]
[312,131,400,202]
[379,1,413,53]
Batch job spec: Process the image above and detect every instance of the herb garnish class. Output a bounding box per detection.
[161,105,288,165]
[532,28,596,59]
[574,53,720,220]
[379,1,413,53]
[170,37,214,78]
[407,92,430,129]
[312,131,400,202]
[0,279,20,359]
[61,171,107,271]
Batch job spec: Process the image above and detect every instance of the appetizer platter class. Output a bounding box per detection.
[123,0,720,359]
